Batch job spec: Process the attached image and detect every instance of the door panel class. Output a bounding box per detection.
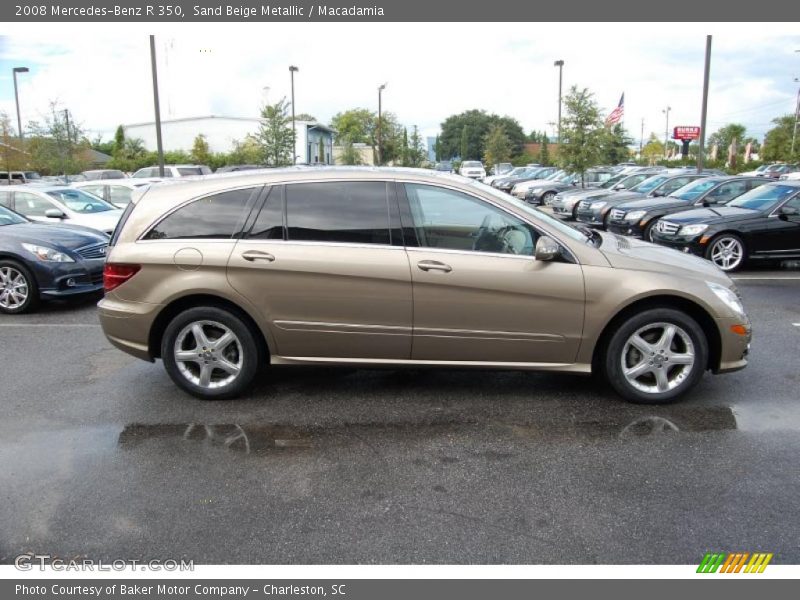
[227,242,412,358]
[401,183,584,364]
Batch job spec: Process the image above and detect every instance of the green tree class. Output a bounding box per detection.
[599,124,633,165]
[400,127,409,166]
[538,133,550,166]
[641,133,665,165]
[294,113,317,122]
[434,135,441,161]
[483,123,512,168]
[26,104,91,176]
[336,135,363,165]
[318,136,325,164]
[1,112,27,172]
[407,126,426,167]
[439,109,526,160]
[330,108,375,144]
[257,98,294,167]
[557,86,605,187]
[113,125,125,154]
[708,123,747,157]
[227,135,263,165]
[190,134,211,165]
[761,115,798,162]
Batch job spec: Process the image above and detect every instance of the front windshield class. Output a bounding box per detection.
[727,184,797,211]
[546,170,565,180]
[47,189,116,213]
[462,161,482,168]
[506,167,526,177]
[669,178,721,201]
[631,175,669,193]
[0,205,28,225]
[469,179,590,244]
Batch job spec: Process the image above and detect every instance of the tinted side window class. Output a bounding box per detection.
[144,188,256,240]
[404,184,537,256]
[249,188,283,239]
[286,182,390,245]
[0,190,11,207]
[108,186,134,206]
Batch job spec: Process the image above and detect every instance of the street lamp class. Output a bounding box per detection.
[662,106,672,159]
[289,66,299,164]
[554,60,564,145]
[12,67,29,141]
[377,83,387,165]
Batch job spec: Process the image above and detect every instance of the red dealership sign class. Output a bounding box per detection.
[673,126,700,141]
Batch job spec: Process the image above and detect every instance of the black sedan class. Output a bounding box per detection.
[607,176,770,241]
[650,181,800,272]
[0,205,108,314]
[575,172,711,229]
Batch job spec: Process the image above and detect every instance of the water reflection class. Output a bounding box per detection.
[118,405,736,456]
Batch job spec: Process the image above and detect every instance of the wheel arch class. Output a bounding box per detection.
[148,293,271,361]
[591,294,721,373]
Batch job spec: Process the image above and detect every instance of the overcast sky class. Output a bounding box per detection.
[0,23,798,146]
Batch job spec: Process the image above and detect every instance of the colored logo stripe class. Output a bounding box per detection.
[697,552,773,573]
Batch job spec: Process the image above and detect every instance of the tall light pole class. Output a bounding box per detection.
[554,60,564,145]
[289,66,299,164]
[377,83,387,165]
[149,35,165,178]
[12,67,29,141]
[697,35,712,173]
[662,106,672,159]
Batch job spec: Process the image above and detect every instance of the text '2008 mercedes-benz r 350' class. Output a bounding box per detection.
[98,168,751,404]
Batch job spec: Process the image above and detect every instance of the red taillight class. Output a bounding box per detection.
[103,263,141,293]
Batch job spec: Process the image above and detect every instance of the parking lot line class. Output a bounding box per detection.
[0,323,100,328]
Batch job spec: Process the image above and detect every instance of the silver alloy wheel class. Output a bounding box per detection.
[174,320,243,389]
[0,266,29,310]
[621,322,696,395]
[709,236,744,271]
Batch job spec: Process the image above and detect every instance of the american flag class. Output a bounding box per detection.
[605,93,625,127]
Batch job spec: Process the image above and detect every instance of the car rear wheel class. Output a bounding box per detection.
[542,191,556,205]
[0,260,39,315]
[706,234,746,272]
[162,306,261,400]
[604,308,708,404]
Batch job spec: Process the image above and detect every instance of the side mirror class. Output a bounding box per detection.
[534,236,560,261]
[701,200,710,207]
[613,184,625,190]
[652,190,665,197]
[45,208,66,219]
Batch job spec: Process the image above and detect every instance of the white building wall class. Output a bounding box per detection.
[124,117,261,154]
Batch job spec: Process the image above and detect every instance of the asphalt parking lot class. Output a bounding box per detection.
[1,269,799,565]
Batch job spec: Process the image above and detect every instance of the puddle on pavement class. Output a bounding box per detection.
[117,405,738,457]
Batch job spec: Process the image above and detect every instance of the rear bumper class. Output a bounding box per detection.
[97,294,162,362]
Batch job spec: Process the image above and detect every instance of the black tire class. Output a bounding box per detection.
[0,259,39,315]
[161,306,262,400]
[704,233,747,272]
[603,308,708,404]
[642,219,658,242]
[542,191,556,205]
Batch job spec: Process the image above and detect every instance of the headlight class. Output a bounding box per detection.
[21,243,74,262]
[707,282,745,317]
[680,224,708,236]
[591,201,607,209]
[625,210,647,222]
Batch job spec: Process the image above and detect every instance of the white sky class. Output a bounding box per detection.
[0,23,798,145]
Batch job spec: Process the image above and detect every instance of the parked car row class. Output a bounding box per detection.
[549,171,800,272]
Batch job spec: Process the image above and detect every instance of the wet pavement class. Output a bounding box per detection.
[0,272,799,564]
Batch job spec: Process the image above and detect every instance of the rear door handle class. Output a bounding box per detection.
[241,250,275,262]
[417,260,452,273]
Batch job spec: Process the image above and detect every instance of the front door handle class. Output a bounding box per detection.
[241,250,275,262]
[417,260,452,273]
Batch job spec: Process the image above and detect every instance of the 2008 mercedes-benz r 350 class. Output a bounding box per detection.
[98,168,751,404]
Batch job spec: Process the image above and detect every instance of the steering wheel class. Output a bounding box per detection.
[471,214,493,248]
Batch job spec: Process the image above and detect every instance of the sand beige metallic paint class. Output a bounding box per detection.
[98,168,750,401]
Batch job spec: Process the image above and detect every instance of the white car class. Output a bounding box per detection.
[132,164,212,179]
[73,179,158,208]
[1,185,123,236]
[779,172,800,181]
[459,161,486,179]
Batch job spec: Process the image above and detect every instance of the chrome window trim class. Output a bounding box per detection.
[234,239,402,251]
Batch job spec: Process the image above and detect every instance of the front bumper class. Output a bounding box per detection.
[30,258,105,299]
[607,220,645,238]
[575,206,607,227]
[650,232,706,257]
[714,316,752,374]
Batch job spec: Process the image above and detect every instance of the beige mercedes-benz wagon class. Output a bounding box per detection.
[98,168,751,403]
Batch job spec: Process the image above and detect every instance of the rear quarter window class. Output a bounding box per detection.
[143,187,259,240]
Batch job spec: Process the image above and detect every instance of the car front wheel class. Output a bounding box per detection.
[161,306,261,400]
[706,234,746,272]
[604,308,708,404]
[0,260,39,314]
